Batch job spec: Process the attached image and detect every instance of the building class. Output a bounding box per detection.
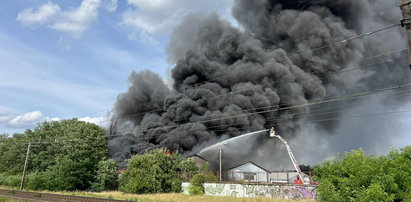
[187,154,210,168]
[270,171,310,184]
[227,161,270,183]
[226,162,311,184]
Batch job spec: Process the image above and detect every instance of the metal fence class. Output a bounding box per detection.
[176,171,315,185]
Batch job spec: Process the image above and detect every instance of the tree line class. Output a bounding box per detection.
[0,119,410,201]
[0,119,203,192]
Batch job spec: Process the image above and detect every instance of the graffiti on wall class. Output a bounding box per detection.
[202,183,317,199]
[204,183,226,195]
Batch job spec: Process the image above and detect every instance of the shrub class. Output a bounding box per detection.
[188,173,206,195]
[170,178,182,193]
[189,185,204,195]
[0,174,20,188]
[357,183,394,202]
[92,160,119,191]
[119,148,198,194]
[314,146,411,201]
[26,172,51,190]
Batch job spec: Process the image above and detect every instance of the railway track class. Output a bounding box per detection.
[0,189,133,202]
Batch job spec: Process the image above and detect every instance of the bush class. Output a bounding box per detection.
[0,174,20,188]
[119,168,161,194]
[357,183,394,202]
[119,148,198,194]
[188,173,207,195]
[170,178,182,193]
[314,146,411,201]
[25,172,51,190]
[189,185,204,195]
[92,160,119,191]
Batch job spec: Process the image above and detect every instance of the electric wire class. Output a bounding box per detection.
[11,90,411,145]
[104,82,411,136]
[5,25,406,148]
[211,107,411,133]
[99,49,408,125]
[197,24,400,85]
[169,89,411,131]
[79,25,402,119]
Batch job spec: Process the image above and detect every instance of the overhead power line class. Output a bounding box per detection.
[80,25,402,119]
[203,90,411,131]
[201,24,401,84]
[99,49,407,124]
[210,107,411,133]
[104,82,411,136]
[10,88,410,145]
[77,109,108,118]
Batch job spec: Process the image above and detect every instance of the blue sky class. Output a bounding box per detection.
[0,0,234,134]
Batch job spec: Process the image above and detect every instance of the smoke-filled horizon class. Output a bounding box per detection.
[109,0,411,169]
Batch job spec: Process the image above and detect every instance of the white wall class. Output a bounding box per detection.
[181,182,317,199]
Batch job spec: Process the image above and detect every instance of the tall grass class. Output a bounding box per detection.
[0,174,20,188]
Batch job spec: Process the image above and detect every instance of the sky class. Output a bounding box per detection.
[0,0,234,134]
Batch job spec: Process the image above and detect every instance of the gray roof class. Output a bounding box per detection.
[227,161,270,172]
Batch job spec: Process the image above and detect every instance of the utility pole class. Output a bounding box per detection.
[20,142,31,191]
[400,0,411,69]
[219,141,227,182]
[109,116,117,136]
[219,149,222,182]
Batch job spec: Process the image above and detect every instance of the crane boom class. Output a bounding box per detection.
[270,127,307,185]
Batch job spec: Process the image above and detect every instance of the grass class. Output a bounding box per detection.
[0,186,315,202]
[0,195,31,202]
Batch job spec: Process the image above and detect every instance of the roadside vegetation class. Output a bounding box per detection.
[314,146,411,201]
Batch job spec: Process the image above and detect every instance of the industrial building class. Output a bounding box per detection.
[225,161,311,184]
[186,154,210,167]
[227,161,270,183]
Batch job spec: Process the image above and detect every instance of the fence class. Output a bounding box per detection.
[177,170,315,185]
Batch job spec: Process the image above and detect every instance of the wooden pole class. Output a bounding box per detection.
[20,142,31,190]
[400,0,411,70]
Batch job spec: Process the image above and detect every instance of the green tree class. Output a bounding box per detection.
[0,119,109,190]
[119,148,198,194]
[0,133,29,174]
[92,159,119,191]
[384,146,411,200]
[314,146,411,201]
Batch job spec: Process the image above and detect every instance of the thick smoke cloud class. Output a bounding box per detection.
[109,0,410,168]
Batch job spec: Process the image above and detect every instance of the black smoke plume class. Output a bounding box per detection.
[109,0,410,168]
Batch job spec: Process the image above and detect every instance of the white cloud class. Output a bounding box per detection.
[45,117,61,122]
[121,0,234,38]
[104,0,118,12]
[50,0,101,37]
[79,116,109,127]
[16,2,61,26]
[16,0,101,37]
[8,111,44,128]
[0,110,62,130]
